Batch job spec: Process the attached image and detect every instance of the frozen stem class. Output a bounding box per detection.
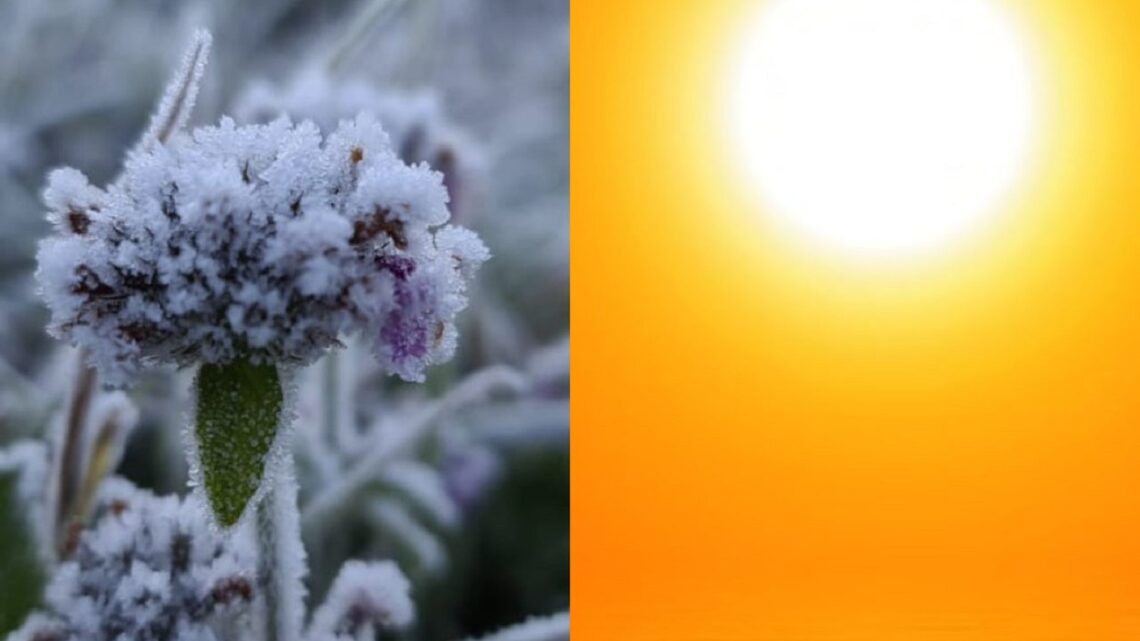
[50,352,95,558]
[142,29,212,148]
[256,462,307,641]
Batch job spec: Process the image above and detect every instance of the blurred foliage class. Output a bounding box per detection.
[411,448,569,641]
[0,471,43,635]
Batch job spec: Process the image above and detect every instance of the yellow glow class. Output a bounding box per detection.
[730,0,1039,257]
[578,0,1140,637]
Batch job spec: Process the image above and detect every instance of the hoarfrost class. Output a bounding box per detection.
[307,559,414,640]
[10,479,258,641]
[36,36,487,387]
[141,29,213,148]
[254,447,308,641]
[233,71,480,222]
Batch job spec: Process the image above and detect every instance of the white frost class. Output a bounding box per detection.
[307,559,414,640]
[36,34,487,387]
[13,479,258,641]
[140,29,213,148]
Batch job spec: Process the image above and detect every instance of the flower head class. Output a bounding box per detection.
[37,112,487,386]
[9,480,257,641]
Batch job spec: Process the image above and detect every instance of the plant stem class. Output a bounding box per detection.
[53,354,96,558]
[323,349,347,453]
[256,494,281,641]
[257,451,306,641]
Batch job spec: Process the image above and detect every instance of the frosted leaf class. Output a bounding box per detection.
[60,388,141,556]
[193,359,284,527]
[307,560,414,640]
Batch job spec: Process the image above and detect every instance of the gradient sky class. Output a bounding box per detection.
[574,1,1140,639]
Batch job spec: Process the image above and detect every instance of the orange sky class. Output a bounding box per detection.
[573,1,1140,638]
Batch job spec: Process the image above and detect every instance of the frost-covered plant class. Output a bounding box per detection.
[231,66,565,368]
[295,336,568,587]
[36,30,488,528]
[28,28,487,641]
[227,2,570,367]
[306,560,413,641]
[8,479,257,641]
[9,477,421,641]
[38,42,488,389]
[5,3,568,639]
[0,349,154,635]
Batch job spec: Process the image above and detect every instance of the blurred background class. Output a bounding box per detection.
[0,1,567,639]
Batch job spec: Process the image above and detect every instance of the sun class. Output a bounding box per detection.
[730,0,1038,257]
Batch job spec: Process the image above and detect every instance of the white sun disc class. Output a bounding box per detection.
[731,0,1038,256]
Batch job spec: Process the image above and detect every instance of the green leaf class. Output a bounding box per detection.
[0,470,44,634]
[195,359,283,527]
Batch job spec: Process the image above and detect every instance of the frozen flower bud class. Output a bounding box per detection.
[12,479,257,641]
[307,560,414,640]
[36,113,487,386]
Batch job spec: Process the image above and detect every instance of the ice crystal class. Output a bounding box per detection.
[141,30,212,149]
[234,73,477,221]
[37,111,487,386]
